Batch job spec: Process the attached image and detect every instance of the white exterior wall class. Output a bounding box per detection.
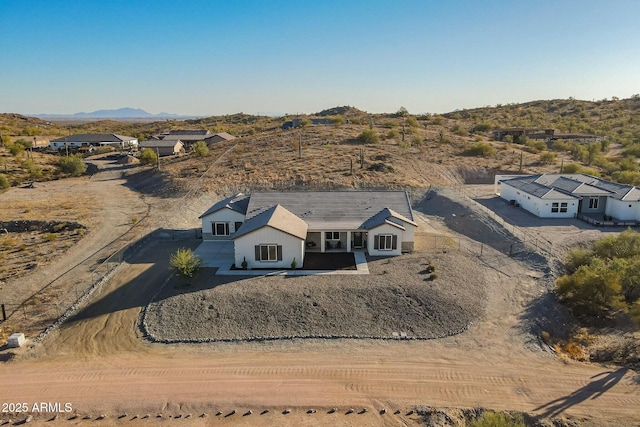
[500,183,577,218]
[201,208,246,239]
[367,223,403,256]
[49,141,84,149]
[606,198,640,221]
[234,226,304,269]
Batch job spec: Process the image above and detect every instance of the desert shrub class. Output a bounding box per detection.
[170,248,202,284]
[551,140,571,152]
[525,139,547,153]
[357,129,380,144]
[618,156,638,172]
[57,155,86,176]
[45,233,58,242]
[470,411,525,427]
[539,151,556,165]
[613,170,640,185]
[192,141,209,157]
[139,148,158,165]
[8,143,24,156]
[473,122,493,133]
[464,142,495,157]
[411,135,423,146]
[451,124,467,136]
[386,129,400,140]
[0,173,9,189]
[405,116,418,128]
[330,115,346,126]
[562,163,581,173]
[558,230,640,318]
[565,248,593,274]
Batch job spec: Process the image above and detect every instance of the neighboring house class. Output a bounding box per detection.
[495,174,640,223]
[204,132,236,145]
[49,133,138,150]
[492,128,602,144]
[200,191,417,269]
[139,139,185,156]
[156,129,211,148]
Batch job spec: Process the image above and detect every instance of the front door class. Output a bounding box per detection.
[353,232,363,248]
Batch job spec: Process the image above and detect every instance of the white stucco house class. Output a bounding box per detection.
[495,174,640,224]
[49,133,138,150]
[199,191,417,269]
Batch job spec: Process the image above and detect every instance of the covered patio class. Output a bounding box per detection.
[305,231,367,253]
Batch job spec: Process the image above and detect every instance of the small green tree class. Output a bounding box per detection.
[57,155,87,176]
[0,173,9,189]
[170,248,202,285]
[139,148,158,165]
[192,141,209,157]
[357,129,380,144]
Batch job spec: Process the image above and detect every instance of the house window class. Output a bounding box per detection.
[256,244,282,262]
[213,222,230,236]
[560,202,568,213]
[325,231,340,240]
[378,234,393,251]
[551,203,559,213]
[588,198,599,209]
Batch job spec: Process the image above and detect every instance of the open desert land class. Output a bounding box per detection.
[0,117,639,426]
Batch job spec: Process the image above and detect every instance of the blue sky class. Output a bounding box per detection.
[1,0,639,116]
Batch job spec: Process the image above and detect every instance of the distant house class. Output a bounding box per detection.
[200,191,417,269]
[205,132,236,145]
[156,129,211,148]
[492,128,602,144]
[495,174,640,224]
[49,133,138,150]
[139,139,185,156]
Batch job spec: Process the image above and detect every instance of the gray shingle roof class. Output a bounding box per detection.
[245,191,415,230]
[361,207,417,230]
[199,193,250,218]
[502,174,640,201]
[139,139,183,148]
[233,204,308,240]
[168,129,210,136]
[50,133,136,143]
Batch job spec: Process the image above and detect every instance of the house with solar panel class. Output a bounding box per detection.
[199,191,417,269]
[495,174,640,225]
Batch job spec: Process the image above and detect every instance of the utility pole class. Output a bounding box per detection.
[298,131,302,159]
[519,150,523,172]
[156,148,160,169]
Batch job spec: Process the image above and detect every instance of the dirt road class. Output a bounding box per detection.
[0,240,637,426]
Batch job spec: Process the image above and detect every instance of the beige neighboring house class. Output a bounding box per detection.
[200,191,417,269]
[139,139,185,156]
[205,132,236,145]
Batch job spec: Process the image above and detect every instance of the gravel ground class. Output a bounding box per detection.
[143,250,486,342]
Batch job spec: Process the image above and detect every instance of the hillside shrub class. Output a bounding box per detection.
[557,229,640,319]
[539,151,556,165]
[139,148,158,165]
[524,139,547,153]
[0,173,9,189]
[192,141,209,157]
[561,163,581,173]
[357,129,380,144]
[464,142,495,157]
[470,411,525,427]
[405,116,419,128]
[57,155,87,177]
[330,115,346,126]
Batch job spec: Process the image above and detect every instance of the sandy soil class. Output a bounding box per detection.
[0,160,639,426]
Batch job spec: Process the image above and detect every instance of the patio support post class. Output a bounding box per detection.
[320,232,326,253]
[347,232,352,252]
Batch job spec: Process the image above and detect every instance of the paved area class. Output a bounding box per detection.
[198,244,371,276]
[193,240,235,269]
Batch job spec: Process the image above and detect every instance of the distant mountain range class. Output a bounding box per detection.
[35,107,194,119]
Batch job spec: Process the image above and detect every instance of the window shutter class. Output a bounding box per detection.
[374,235,379,250]
[392,235,398,250]
[255,245,260,261]
[277,245,283,261]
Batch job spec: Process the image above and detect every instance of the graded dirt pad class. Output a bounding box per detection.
[143,251,485,342]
